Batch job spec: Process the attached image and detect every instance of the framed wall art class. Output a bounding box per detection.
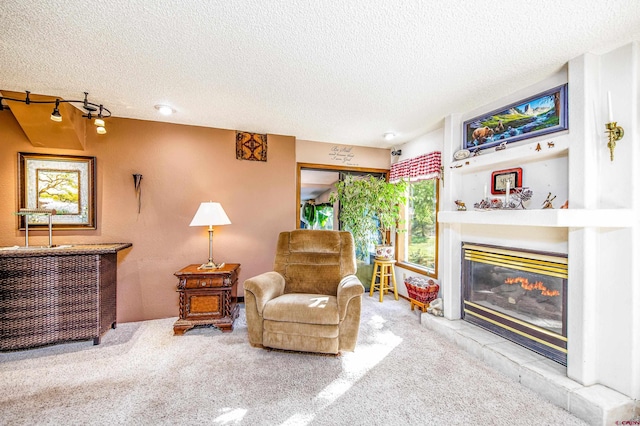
[491,167,522,194]
[236,131,267,162]
[18,152,96,230]
[463,84,568,152]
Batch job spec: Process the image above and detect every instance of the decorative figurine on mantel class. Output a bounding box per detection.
[542,192,557,209]
[474,187,532,210]
[455,200,467,211]
[510,187,533,209]
[473,198,503,210]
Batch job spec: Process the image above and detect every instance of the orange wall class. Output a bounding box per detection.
[0,112,296,322]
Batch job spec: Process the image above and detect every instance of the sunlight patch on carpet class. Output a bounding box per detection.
[280,326,403,425]
[367,314,387,330]
[213,407,247,424]
[280,413,315,426]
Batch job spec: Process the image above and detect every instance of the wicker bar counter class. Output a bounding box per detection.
[0,243,132,351]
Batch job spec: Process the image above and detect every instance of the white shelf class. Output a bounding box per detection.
[448,134,569,172]
[438,209,634,228]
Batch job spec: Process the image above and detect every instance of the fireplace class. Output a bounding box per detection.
[461,243,568,365]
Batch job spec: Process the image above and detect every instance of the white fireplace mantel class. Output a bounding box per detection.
[438,42,639,407]
[438,208,634,228]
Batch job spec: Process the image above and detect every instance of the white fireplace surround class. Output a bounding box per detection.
[392,42,639,424]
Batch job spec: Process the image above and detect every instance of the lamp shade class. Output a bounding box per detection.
[189,202,231,227]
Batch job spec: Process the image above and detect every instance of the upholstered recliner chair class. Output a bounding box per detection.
[244,230,364,354]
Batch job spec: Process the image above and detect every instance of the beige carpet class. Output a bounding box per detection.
[0,295,586,425]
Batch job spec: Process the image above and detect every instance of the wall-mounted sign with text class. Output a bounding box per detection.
[328,145,358,166]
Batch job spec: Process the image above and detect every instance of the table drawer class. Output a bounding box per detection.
[181,273,236,289]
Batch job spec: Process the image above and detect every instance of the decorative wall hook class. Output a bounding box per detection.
[133,174,143,213]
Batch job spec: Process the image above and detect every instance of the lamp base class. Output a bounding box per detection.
[197,261,225,270]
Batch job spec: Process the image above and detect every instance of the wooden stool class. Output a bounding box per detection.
[369,259,398,302]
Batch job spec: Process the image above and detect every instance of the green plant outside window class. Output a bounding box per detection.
[404,179,437,273]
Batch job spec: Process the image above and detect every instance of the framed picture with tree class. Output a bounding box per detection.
[18,152,96,230]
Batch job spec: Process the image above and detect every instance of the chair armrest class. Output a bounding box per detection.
[337,275,364,320]
[243,271,285,316]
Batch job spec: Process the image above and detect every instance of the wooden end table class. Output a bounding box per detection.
[173,263,240,335]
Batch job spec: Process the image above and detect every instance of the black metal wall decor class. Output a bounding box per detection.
[133,174,143,213]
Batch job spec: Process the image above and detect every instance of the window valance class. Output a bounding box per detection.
[389,151,441,183]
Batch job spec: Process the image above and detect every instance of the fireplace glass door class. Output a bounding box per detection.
[462,243,568,365]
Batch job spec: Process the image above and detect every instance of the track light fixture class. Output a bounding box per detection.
[0,90,111,135]
[50,99,62,122]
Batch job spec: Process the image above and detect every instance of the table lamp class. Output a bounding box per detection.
[189,201,231,269]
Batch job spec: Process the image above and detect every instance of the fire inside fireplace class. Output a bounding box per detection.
[462,243,568,365]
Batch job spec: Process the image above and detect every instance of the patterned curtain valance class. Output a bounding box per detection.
[389,151,441,183]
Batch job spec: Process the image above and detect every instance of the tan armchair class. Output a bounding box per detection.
[244,230,364,354]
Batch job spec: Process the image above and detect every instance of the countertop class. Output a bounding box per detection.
[0,243,132,257]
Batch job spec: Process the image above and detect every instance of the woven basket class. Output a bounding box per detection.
[404,277,439,305]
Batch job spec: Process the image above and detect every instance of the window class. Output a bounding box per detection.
[398,178,438,276]
[390,151,441,277]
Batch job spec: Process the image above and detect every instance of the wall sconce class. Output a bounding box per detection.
[0,91,111,135]
[606,91,624,161]
[133,174,143,213]
[391,148,402,156]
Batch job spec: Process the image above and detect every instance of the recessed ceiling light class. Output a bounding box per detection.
[383,132,395,141]
[154,104,174,116]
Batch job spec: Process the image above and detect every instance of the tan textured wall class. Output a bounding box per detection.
[296,139,390,169]
[0,111,296,322]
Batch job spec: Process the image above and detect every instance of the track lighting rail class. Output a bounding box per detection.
[0,90,111,134]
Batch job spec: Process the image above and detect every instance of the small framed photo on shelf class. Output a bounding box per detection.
[491,167,522,194]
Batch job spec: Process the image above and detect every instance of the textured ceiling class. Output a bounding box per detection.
[1,1,639,148]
